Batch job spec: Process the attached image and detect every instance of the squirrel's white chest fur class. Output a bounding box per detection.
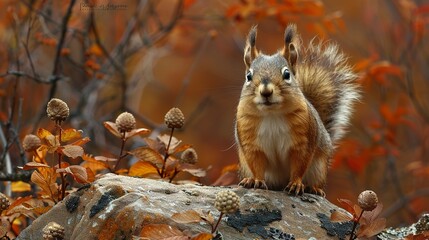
[256,114,292,165]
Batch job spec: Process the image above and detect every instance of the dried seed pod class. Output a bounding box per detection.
[42,222,65,240]
[180,148,198,164]
[115,112,136,133]
[215,190,240,214]
[0,193,10,212]
[357,190,378,211]
[47,98,69,123]
[164,108,185,129]
[22,134,42,152]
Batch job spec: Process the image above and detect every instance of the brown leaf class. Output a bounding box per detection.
[71,137,91,146]
[45,135,60,153]
[31,168,58,199]
[61,129,82,142]
[192,233,213,240]
[171,210,202,224]
[61,145,84,159]
[129,147,164,168]
[104,121,122,138]
[337,198,356,216]
[6,196,33,212]
[21,162,50,170]
[330,210,353,222]
[144,137,164,152]
[58,165,89,183]
[357,217,386,237]
[362,203,383,223]
[180,168,206,178]
[129,161,159,177]
[158,134,182,151]
[125,128,150,139]
[140,224,185,239]
[171,144,192,154]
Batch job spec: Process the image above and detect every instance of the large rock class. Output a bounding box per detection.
[17,174,351,239]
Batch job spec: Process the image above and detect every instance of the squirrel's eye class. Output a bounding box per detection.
[246,69,253,82]
[281,67,291,83]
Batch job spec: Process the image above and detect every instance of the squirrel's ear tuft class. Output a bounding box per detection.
[283,24,299,73]
[244,25,259,69]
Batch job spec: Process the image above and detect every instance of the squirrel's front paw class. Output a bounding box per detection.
[285,179,305,196]
[239,178,268,189]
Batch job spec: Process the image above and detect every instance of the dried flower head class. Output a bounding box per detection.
[358,190,378,211]
[180,148,198,164]
[47,98,69,123]
[164,108,185,129]
[115,112,136,133]
[42,222,65,240]
[215,190,240,214]
[0,193,10,212]
[22,134,42,152]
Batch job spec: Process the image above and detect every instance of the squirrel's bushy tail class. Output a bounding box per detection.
[297,41,360,144]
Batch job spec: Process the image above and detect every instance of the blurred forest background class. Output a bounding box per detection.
[0,0,428,230]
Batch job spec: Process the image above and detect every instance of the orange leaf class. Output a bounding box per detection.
[11,181,31,192]
[171,210,202,224]
[6,196,33,212]
[103,121,122,138]
[140,224,185,239]
[31,168,58,199]
[61,129,82,142]
[129,161,159,177]
[37,128,53,140]
[58,165,89,183]
[61,145,84,159]
[129,147,164,168]
[192,233,213,240]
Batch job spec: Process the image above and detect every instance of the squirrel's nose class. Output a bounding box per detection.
[260,88,273,98]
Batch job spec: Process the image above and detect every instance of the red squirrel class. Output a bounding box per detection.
[235,24,360,196]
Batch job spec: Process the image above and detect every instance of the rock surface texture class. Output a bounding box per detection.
[17,174,350,239]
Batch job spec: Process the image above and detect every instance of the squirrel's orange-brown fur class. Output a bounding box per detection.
[235,24,359,196]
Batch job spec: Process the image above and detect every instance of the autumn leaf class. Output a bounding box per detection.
[337,198,356,217]
[125,128,151,140]
[37,128,53,140]
[31,168,58,200]
[158,134,182,151]
[129,147,164,168]
[11,181,31,193]
[57,165,89,183]
[192,233,213,240]
[357,217,387,238]
[140,224,185,239]
[6,196,33,212]
[61,129,82,142]
[71,137,91,146]
[129,161,159,177]
[330,210,353,222]
[61,145,84,159]
[180,168,206,178]
[104,121,122,138]
[20,162,50,170]
[171,210,202,224]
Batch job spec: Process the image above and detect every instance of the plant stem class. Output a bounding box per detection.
[349,210,365,240]
[114,132,127,171]
[160,127,174,178]
[169,167,179,183]
[56,123,66,201]
[212,212,224,234]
